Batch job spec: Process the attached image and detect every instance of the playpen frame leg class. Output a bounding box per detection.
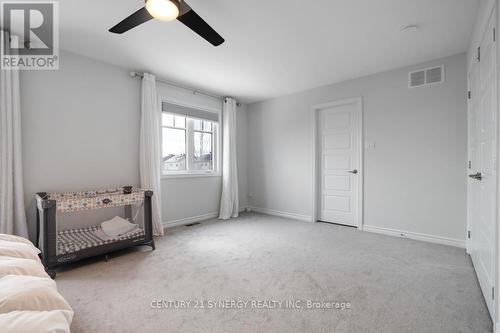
[46,268,56,279]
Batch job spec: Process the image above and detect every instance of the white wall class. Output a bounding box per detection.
[21,51,141,196]
[247,53,467,245]
[20,50,248,236]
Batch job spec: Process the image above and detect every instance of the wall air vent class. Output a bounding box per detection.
[408,65,444,88]
[409,70,425,87]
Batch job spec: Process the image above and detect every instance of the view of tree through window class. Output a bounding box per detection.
[161,112,216,174]
[193,119,213,171]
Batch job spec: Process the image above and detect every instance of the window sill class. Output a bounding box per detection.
[161,173,222,180]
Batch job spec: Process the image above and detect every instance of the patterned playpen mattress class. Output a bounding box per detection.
[57,225,145,256]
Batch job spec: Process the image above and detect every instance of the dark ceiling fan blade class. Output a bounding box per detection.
[109,7,153,34]
[177,8,224,46]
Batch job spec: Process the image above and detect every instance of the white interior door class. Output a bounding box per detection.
[317,99,362,227]
[468,9,497,317]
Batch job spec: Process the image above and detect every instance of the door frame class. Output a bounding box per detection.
[466,54,476,255]
[311,97,364,230]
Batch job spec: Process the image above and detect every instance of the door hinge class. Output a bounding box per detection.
[468,230,471,239]
[477,47,481,62]
[494,28,496,42]
[468,161,471,169]
[468,91,471,100]
[493,286,495,300]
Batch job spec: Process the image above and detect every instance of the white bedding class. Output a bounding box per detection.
[0,256,48,278]
[0,240,41,261]
[0,310,73,333]
[0,234,73,333]
[0,234,36,247]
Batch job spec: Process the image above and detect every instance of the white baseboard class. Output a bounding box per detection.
[162,212,219,228]
[162,210,464,248]
[363,224,466,248]
[162,207,249,228]
[249,207,313,222]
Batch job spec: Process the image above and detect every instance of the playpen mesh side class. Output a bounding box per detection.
[57,225,145,255]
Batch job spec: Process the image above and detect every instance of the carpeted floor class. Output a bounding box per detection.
[56,213,492,333]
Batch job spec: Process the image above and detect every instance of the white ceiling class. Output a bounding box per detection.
[58,0,479,103]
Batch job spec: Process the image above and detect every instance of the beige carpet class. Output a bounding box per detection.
[56,213,492,333]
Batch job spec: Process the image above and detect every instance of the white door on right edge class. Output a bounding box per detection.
[468,8,496,317]
[318,100,361,227]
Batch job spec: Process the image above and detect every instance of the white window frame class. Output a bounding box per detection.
[160,100,221,179]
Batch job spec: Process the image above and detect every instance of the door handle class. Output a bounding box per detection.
[348,169,358,174]
[468,172,482,180]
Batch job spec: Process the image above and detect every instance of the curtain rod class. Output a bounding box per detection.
[130,71,240,105]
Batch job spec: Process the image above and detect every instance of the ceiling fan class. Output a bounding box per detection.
[109,0,224,46]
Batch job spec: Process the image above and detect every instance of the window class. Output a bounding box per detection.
[161,103,219,176]
[162,114,186,172]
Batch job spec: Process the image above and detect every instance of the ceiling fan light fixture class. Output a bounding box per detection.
[145,0,179,21]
